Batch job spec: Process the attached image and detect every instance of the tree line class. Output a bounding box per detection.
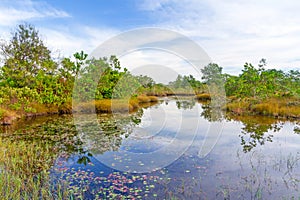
[0,23,299,118]
[0,24,156,115]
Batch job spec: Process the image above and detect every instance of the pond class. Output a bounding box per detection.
[1,97,299,199]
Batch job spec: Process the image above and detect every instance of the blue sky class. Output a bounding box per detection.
[0,0,300,79]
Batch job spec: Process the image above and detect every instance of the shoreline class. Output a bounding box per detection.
[0,95,159,125]
[1,95,299,125]
[225,97,300,119]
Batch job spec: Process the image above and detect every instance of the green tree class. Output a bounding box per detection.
[238,63,260,97]
[0,23,56,88]
[201,63,224,85]
[224,74,239,96]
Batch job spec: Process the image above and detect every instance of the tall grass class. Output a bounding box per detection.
[0,138,72,199]
[226,97,300,118]
[137,95,158,103]
[74,97,158,114]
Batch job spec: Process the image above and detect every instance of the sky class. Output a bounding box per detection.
[0,0,299,81]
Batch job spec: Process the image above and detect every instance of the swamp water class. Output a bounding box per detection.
[0,98,299,199]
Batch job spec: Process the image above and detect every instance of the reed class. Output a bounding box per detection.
[0,138,71,199]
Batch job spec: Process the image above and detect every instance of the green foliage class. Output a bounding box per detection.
[201,63,224,85]
[0,23,56,88]
[168,74,203,94]
[0,23,299,120]
[225,59,299,99]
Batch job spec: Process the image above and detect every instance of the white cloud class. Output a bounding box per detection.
[139,0,300,74]
[119,50,202,83]
[1,0,299,78]
[0,0,70,26]
[0,0,119,59]
[40,26,119,58]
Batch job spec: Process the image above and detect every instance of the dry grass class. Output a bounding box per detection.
[137,95,151,103]
[1,96,160,124]
[146,91,167,96]
[75,96,159,114]
[0,108,19,125]
[252,98,300,118]
[226,97,300,118]
[29,103,59,114]
[129,99,139,109]
[75,99,135,113]
[148,96,159,102]
[136,95,159,103]
[73,98,158,114]
[225,101,250,115]
[195,93,211,101]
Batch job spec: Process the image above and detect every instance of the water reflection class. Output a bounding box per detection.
[76,110,144,155]
[1,98,299,199]
[227,115,283,152]
[200,100,224,122]
[199,100,297,153]
[294,123,300,134]
[175,98,196,110]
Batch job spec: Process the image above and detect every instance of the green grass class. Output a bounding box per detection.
[0,138,72,199]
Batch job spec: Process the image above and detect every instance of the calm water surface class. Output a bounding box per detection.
[1,98,300,199]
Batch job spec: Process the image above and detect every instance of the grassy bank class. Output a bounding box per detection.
[74,95,158,113]
[0,95,159,125]
[0,102,72,125]
[225,97,300,119]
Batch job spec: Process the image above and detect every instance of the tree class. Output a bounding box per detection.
[224,74,239,96]
[201,63,224,85]
[0,23,56,88]
[136,75,154,88]
[238,63,260,97]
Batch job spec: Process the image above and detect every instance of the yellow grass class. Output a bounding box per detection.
[137,95,151,103]
[252,98,300,118]
[73,97,158,114]
[0,108,19,125]
[195,93,211,101]
[75,99,134,113]
[148,96,159,102]
[146,91,167,96]
[226,97,300,118]
[136,95,159,103]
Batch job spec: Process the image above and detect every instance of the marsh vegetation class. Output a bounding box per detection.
[0,23,299,199]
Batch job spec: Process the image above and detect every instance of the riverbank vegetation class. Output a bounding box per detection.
[0,24,159,124]
[0,23,299,124]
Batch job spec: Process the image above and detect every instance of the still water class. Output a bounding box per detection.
[1,97,300,199]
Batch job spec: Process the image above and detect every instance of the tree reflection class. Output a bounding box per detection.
[199,100,224,122]
[228,115,283,152]
[294,122,300,134]
[0,110,144,171]
[0,116,83,173]
[176,99,196,110]
[77,109,144,155]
